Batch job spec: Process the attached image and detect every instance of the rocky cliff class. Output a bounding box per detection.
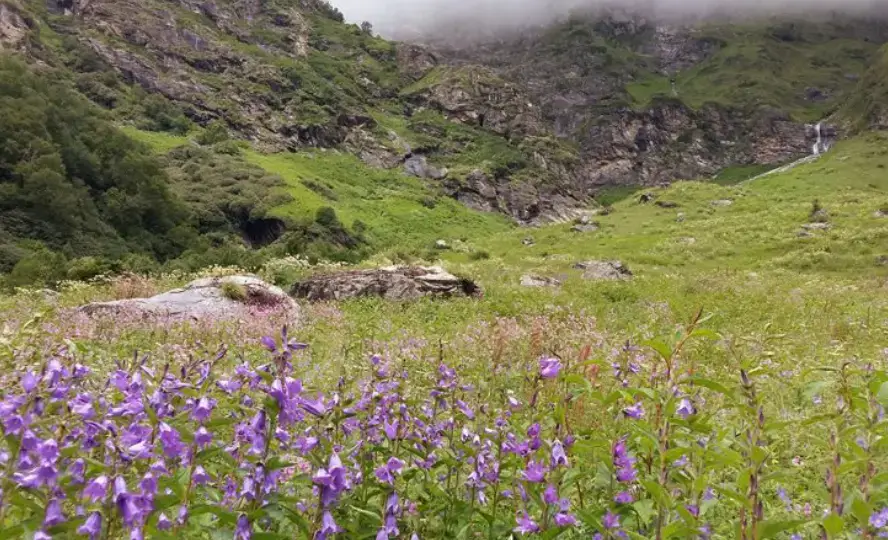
[1,0,887,225]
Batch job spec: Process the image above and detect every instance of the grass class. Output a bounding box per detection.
[3,132,888,539]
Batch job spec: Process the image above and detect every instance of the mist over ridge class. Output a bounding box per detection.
[329,0,888,39]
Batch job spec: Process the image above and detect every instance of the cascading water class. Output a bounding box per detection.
[812,122,827,156]
[747,121,832,182]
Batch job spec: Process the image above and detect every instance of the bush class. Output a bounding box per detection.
[6,248,67,288]
[195,120,230,145]
[66,256,111,281]
[469,250,491,261]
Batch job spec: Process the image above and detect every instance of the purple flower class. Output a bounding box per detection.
[193,397,215,423]
[523,461,546,483]
[554,513,577,527]
[677,398,696,419]
[236,514,252,539]
[71,394,96,419]
[603,511,620,530]
[157,513,172,531]
[192,466,210,486]
[44,498,65,527]
[871,507,888,529]
[613,438,637,483]
[375,457,405,485]
[514,512,540,535]
[77,512,102,539]
[158,423,186,459]
[83,475,109,502]
[261,336,277,352]
[615,491,634,504]
[539,357,563,379]
[301,395,330,418]
[383,419,399,440]
[34,531,51,540]
[455,400,475,420]
[38,438,59,463]
[195,427,212,448]
[551,440,569,468]
[22,371,38,393]
[623,402,645,419]
[544,484,558,504]
[318,511,342,539]
[687,504,700,518]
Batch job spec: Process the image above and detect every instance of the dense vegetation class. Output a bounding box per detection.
[0,56,188,281]
[1,131,888,538]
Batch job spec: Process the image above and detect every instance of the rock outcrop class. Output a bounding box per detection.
[574,260,633,281]
[79,275,298,319]
[0,4,29,49]
[291,266,481,301]
[520,275,562,288]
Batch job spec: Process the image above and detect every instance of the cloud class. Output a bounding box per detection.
[330,0,885,39]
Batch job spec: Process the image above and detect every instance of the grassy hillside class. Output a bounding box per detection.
[627,22,881,122]
[838,43,888,131]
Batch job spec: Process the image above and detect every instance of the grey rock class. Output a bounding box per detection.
[404,155,447,179]
[874,210,888,218]
[797,230,814,238]
[802,222,831,231]
[435,240,450,250]
[809,209,830,223]
[638,193,655,204]
[571,223,600,233]
[522,236,535,246]
[291,266,481,302]
[0,3,28,49]
[877,255,888,266]
[80,276,298,320]
[520,275,562,288]
[711,199,734,207]
[676,212,686,223]
[574,260,633,281]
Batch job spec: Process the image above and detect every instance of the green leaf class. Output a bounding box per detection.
[641,480,670,507]
[645,339,673,360]
[878,382,888,407]
[759,519,808,538]
[852,497,873,525]
[632,499,656,526]
[822,513,844,537]
[690,377,734,398]
[347,505,383,524]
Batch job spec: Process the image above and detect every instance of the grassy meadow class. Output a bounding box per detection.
[2,132,888,539]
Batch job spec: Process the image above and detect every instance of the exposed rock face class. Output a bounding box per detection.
[79,275,298,319]
[0,4,29,49]
[291,266,481,301]
[574,260,633,281]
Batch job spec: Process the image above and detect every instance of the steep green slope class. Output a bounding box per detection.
[838,43,888,131]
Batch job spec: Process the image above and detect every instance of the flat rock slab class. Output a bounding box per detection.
[574,260,633,281]
[79,275,298,320]
[520,275,562,288]
[291,266,481,302]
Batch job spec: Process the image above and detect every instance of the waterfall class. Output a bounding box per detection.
[746,121,832,182]
[812,122,824,156]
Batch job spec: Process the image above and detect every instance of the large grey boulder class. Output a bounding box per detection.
[520,275,562,288]
[79,275,298,320]
[574,260,633,281]
[291,266,480,302]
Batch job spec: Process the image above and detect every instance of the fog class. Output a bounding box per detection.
[330,0,887,39]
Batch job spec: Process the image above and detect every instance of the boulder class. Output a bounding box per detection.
[574,260,633,281]
[520,275,562,288]
[79,275,298,320]
[571,223,600,233]
[291,266,481,302]
[404,155,447,179]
